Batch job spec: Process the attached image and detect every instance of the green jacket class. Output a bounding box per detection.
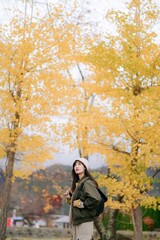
[71,176,101,226]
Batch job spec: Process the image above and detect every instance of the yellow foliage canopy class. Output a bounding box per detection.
[0,6,81,177]
[76,0,160,211]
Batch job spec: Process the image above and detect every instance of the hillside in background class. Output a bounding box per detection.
[0,164,159,218]
[8,164,108,217]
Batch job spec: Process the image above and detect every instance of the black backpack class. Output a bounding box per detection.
[79,178,108,217]
[96,187,108,216]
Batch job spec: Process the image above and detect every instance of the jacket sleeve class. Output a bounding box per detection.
[82,180,101,209]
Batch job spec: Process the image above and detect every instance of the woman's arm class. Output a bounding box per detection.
[82,180,101,209]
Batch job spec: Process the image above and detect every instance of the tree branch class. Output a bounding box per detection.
[152,169,160,178]
[97,141,130,156]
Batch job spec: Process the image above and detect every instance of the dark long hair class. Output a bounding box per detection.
[71,161,98,191]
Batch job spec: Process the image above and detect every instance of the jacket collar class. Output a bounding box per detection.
[78,175,89,187]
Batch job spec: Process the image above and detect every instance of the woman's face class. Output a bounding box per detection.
[74,160,85,175]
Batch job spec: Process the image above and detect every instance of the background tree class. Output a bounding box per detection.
[84,0,160,239]
[9,164,72,219]
[0,4,80,238]
[59,63,112,239]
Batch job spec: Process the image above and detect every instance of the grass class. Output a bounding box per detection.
[7,236,160,240]
[118,230,160,240]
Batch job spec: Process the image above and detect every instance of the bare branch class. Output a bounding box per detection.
[152,169,160,178]
[96,141,130,156]
[77,63,85,82]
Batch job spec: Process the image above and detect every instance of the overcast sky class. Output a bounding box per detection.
[0,0,159,169]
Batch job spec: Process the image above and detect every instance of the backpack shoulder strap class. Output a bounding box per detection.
[97,188,108,202]
[78,177,89,191]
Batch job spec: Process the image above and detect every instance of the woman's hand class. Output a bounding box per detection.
[64,189,71,199]
[73,199,84,208]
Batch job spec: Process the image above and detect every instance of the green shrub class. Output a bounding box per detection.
[102,207,160,231]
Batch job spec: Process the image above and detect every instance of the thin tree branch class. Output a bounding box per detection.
[120,118,139,143]
[96,141,130,156]
[152,169,160,178]
[77,63,85,82]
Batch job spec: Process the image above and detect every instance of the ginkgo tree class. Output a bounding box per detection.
[58,61,112,238]
[0,4,80,239]
[83,0,160,239]
[60,64,99,154]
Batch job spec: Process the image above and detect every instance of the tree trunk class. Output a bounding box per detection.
[94,215,108,240]
[131,205,143,240]
[0,150,15,240]
[107,208,119,240]
[93,207,119,240]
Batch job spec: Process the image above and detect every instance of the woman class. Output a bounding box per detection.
[64,157,101,240]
